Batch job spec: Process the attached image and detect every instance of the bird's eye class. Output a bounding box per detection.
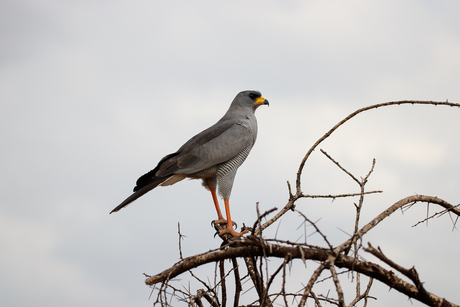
[249,93,259,100]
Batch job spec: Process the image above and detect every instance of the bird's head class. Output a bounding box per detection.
[233,90,269,111]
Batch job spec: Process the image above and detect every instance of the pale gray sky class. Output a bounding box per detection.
[1,1,459,306]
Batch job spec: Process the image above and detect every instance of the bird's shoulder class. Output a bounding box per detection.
[179,117,252,152]
[156,117,255,175]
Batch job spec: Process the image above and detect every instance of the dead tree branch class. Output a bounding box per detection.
[144,101,460,306]
[296,100,460,195]
[145,231,459,307]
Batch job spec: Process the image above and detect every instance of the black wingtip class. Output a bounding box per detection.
[109,176,171,214]
[109,201,131,214]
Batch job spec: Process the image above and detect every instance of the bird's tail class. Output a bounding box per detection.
[110,176,170,214]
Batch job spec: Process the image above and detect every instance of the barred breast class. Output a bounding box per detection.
[216,144,253,199]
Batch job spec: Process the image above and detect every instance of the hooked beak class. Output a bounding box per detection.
[255,96,269,106]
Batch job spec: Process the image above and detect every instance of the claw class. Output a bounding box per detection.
[219,228,248,237]
[211,218,241,238]
[211,219,236,227]
[211,219,227,227]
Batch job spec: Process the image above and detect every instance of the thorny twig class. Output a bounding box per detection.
[412,203,460,229]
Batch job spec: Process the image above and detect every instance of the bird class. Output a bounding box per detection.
[110,90,269,237]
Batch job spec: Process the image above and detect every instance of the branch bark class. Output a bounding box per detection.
[145,235,458,307]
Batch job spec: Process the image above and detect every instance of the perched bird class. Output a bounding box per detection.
[110,90,269,237]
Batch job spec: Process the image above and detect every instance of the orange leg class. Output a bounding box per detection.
[220,199,248,237]
[207,182,225,222]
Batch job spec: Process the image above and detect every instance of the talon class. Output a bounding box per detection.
[219,228,248,237]
[212,219,236,227]
[212,219,227,227]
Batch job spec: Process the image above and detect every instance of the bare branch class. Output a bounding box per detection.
[296,100,460,196]
[255,200,294,236]
[295,209,333,250]
[348,278,375,307]
[231,258,241,307]
[412,203,460,228]
[328,261,345,307]
[299,191,383,199]
[338,195,460,253]
[219,260,226,307]
[263,255,289,304]
[299,262,327,307]
[252,206,278,236]
[320,149,360,185]
[145,236,459,307]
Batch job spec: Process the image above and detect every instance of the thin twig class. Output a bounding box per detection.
[219,260,226,307]
[320,149,360,185]
[337,195,460,253]
[296,100,460,195]
[299,262,327,307]
[299,191,383,199]
[231,258,241,307]
[327,261,345,307]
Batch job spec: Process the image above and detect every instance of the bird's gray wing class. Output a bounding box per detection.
[122,121,237,196]
[111,119,255,214]
[156,118,255,176]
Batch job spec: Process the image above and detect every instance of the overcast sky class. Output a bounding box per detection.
[1,1,459,306]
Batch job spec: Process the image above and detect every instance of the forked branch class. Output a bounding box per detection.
[146,234,459,307]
